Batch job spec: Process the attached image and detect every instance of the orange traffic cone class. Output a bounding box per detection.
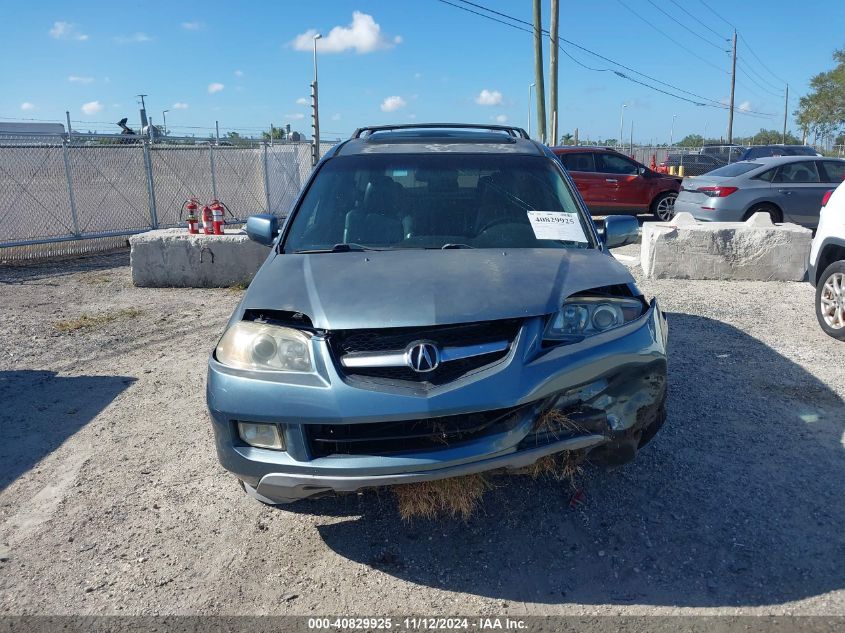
[649,154,657,171]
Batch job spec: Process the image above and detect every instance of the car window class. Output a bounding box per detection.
[706,162,764,177]
[596,153,638,175]
[775,161,821,183]
[558,152,596,173]
[283,154,595,252]
[754,168,777,182]
[820,160,845,183]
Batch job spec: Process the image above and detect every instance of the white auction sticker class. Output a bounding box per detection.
[527,211,587,242]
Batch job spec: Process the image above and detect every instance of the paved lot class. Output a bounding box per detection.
[0,249,843,616]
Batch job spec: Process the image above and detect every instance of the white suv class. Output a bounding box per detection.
[809,181,845,340]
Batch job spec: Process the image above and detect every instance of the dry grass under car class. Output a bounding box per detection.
[54,307,143,333]
[392,407,587,520]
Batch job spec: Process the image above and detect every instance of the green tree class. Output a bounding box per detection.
[261,125,286,141]
[795,48,845,140]
[736,129,803,145]
[678,134,704,147]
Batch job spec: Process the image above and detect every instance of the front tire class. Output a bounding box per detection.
[651,192,677,221]
[816,261,845,340]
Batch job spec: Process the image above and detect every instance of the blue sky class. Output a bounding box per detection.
[2,0,842,143]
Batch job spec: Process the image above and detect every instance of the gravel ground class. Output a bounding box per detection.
[0,248,843,617]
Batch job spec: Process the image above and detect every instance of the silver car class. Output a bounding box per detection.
[674,155,845,227]
[206,124,668,505]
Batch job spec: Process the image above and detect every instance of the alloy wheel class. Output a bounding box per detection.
[820,272,845,329]
[655,194,677,221]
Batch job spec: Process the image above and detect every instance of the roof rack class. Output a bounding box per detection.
[351,123,530,140]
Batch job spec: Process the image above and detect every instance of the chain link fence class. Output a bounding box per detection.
[0,134,335,259]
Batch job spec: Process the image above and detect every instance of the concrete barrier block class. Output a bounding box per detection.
[641,212,813,281]
[130,229,272,287]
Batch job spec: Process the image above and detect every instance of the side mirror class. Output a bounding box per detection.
[246,214,279,247]
[602,215,639,248]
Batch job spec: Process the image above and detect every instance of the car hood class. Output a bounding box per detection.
[240,248,634,330]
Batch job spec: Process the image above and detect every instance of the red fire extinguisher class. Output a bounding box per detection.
[201,203,213,235]
[184,198,199,234]
[210,200,225,235]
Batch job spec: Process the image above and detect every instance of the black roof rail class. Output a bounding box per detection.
[351,123,530,140]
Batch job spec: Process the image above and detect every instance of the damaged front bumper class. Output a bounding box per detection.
[207,300,668,505]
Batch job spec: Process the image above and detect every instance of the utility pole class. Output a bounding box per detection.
[137,94,149,129]
[527,83,535,137]
[311,33,322,166]
[782,84,789,143]
[532,0,547,143]
[619,103,627,149]
[549,0,559,145]
[727,29,737,144]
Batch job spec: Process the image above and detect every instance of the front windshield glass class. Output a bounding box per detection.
[283,154,594,252]
[706,162,764,177]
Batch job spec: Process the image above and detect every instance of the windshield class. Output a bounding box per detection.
[705,162,764,177]
[283,154,594,252]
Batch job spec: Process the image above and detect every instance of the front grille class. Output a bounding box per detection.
[307,405,527,457]
[328,319,521,385]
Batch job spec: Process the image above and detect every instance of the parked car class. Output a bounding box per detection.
[673,155,845,227]
[552,146,681,221]
[207,124,669,505]
[809,181,845,340]
[739,145,821,161]
[655,153,724,176]
[700,144,745,164]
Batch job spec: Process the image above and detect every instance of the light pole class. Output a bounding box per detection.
[528,83,535,138]
[670,114,677,147]
[161,110,169,136]
[619,103,627,149]
[311,33,322,166]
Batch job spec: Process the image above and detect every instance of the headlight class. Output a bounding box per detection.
[216,321,314,372]
[544,296,644,341]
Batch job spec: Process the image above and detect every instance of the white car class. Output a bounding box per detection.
[809,181,845,339]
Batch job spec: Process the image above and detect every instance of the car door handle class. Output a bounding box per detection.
[605,178,618,183]
[777,189,793,195]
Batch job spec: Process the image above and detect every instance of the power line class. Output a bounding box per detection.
[618,0,728,75]
[736,64,783,98]
[667,0,729,41]
[644,0,729,53]
[738,34,787,85]
[698,0,735,28]
[441,0,774,116]
[737,56,784,92]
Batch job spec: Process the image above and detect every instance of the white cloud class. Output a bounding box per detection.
[181,21,203,30]
[380,95,406,112]
[208,82,225,94]
[114,32,152,43]
[495,114,508,123]
[68,75,94,84]
[331,113,341,121]
[285,113,305,120]
[49,21,89,41]
[234,69,244,77]
[20,102,35,111]
[81,100,103,115]
[739,100,752,112]
[291,11,399,54]
[172,102,189,110]
[475,89,503,106]
[296,97,309,106]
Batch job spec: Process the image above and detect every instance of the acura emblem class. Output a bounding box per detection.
[406,340,440,373]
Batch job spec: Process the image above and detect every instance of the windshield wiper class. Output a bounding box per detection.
[293,243,382,254]
[440,243,475,249]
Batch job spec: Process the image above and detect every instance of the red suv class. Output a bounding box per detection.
[552,146,681,220]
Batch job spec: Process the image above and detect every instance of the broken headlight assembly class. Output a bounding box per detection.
[215,321,314,372]
[544,296,645,343]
